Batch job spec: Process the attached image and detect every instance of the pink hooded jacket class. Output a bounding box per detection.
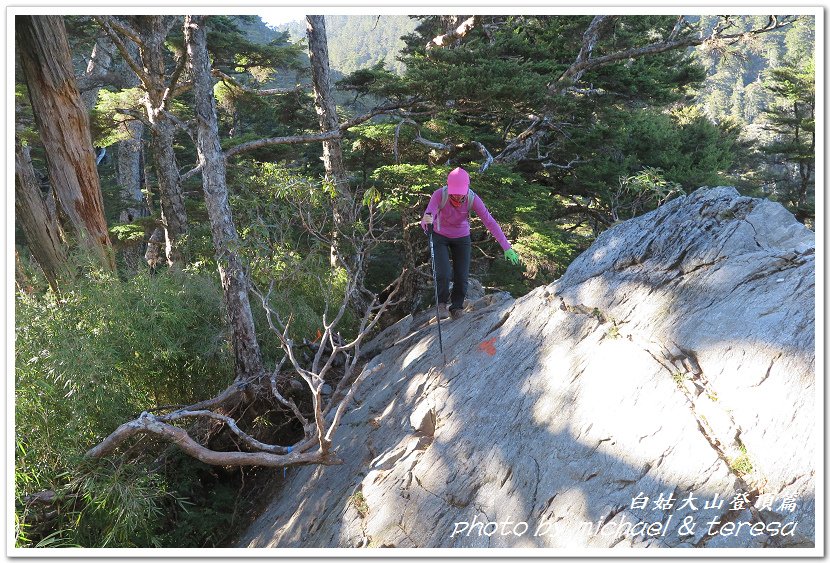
[422,189,511,251]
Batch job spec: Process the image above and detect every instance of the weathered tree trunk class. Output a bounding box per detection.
[118,119,148,273]
[109,40,149,271]
[306,15,351,270]
[136,16,188,267]
[80,36,114,110]
[77,31,148,270]
[144,226,165,270]
[15,143,67,292]
[117,40,148,224]
[141,151,166,270]
[185,15,264,381]
[16,15,115,271]
[94,15,189,266]
[117,120,146,222]
[148,119,187,266]
[15,250,36,296]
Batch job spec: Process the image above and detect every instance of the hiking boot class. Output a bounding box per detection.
[436,303,450,320]
[450,308,464,320]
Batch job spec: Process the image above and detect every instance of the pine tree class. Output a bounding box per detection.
[760,56,815,222]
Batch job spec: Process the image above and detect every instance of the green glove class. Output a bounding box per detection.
[504,248,520,265]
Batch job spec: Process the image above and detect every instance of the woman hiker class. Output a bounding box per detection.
[421,167,520,320]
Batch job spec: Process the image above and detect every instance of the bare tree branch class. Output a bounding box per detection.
[75,71,132,93]
[162,54,188,107]
[182,104,410,181]
[553,195,613,227]
[270,373,308,428]
[86,412,338,467]
[227,104,408,158]
[561,86,608,96]
[94,16,151,91]
[559,15,618,84]
[211,69,299,95]
[228,129,342,158]
[542,157,587,170]
[114,107,152,128]
[97,15,144,46]
[470,141,493,172]
[251,264,402,455]
[161,108,196,141]
[394,119,493,171]
[338,103,410,130]
[668,15,687,41]
[170,80,193,99]
[160,409,291,454]
[323,277,405,419]
[174,380,248,413]
[426,15,481,50]
[494,119,550,163]
[324,361,385,443]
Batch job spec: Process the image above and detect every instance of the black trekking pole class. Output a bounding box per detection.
[427,221,447,366]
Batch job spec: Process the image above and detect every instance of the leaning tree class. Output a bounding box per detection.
[16,15,115,271]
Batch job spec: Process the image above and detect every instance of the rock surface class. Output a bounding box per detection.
[240,187,815,549]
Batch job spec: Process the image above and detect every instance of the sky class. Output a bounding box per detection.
[260,11,306,28]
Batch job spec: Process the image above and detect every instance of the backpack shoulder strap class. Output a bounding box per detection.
[436,186,449,231]
[467,189,476,215]
[438,186,449,210]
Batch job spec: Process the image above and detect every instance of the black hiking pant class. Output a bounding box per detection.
[431,232,471,311]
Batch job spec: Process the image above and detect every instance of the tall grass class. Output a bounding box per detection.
[15,268,232,547]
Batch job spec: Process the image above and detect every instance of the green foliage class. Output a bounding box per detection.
[109,222,147,244]
[561,106,735,210]
[350,15,739,240]
[89,88,145,147]
[729,443,754,475]
[217,89,317,159]
[228,162,359,353]
[15,267,233,546]
[171,16,304,77]
[337,62,411,100]
[759,56,815,221]
[612,166,684,221]
[367,163,583,294]
[692,16,815,223]
[784,16,815,62]
[14,268,240,547]
[62,459,170,547]
[154,454,254,548]
[469,166,584,289]
[696,15,814,126]
[63,16,101,58]
[369,163,448,209]
[350,490,369,518]
[402,16,704,115]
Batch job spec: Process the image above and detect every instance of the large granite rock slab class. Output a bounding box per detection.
[240,187,815,549]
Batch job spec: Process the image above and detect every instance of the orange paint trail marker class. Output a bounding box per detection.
[479,337,497,356]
